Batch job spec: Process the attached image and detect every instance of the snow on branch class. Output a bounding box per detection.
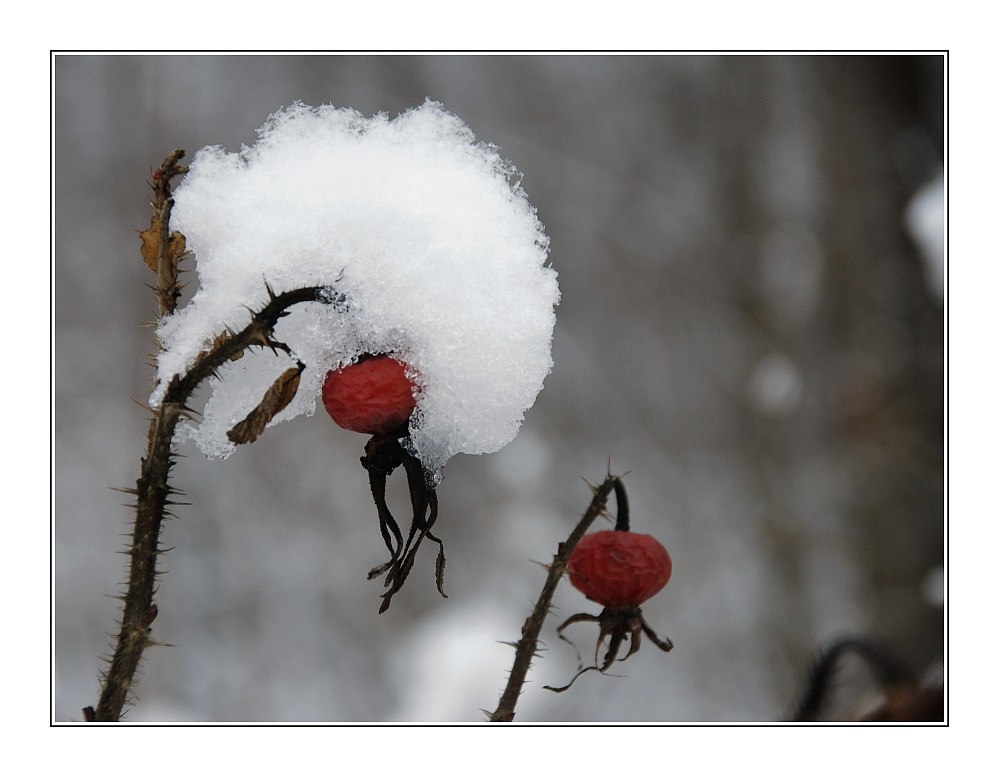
[154,100,559,480]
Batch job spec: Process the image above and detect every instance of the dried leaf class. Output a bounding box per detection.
[139,218,161,271]
[139,219,185,273]
[168,230,186,264]
[227,365,303,445]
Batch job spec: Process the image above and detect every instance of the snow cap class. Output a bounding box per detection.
[153,100,559,478]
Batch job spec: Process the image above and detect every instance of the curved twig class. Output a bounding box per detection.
[791,635,917,722]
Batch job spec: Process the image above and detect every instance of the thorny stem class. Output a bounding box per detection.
[93,285,328,722]
[90,151,188,722]
[489,473,621,722]
[151,148,187,318]
[90,152,332,722]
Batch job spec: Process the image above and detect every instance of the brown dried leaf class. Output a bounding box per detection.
[139,219,185,273]
[139,218,161,271]
[226,365,303,445]
[168,230,186,264]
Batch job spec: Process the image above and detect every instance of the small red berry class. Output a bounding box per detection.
[322,355,418,436]
[567,530,672,610]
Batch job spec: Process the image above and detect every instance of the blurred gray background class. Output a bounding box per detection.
[54,54,944,722]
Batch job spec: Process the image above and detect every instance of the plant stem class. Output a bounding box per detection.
[90,151,187,722]
[90,152,332,722]
[613,477,630,531]
[93,287,326,721]
[152,148,187,318]
[489,473,619,722]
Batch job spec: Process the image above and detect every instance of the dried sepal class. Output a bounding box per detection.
[226,363,304,445]
[545,605,673,693]
[434,536,447,598]
[360,434,447,613]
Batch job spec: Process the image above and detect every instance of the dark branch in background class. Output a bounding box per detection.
[793,636,913,721]
[489,473,620,722]
[89,151,332,722]
[790,635,945,722]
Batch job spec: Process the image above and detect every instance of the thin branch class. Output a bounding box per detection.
[489,473,620,722]
[93,285,327,721]
[140,149,188,318]
[92,152,333,722]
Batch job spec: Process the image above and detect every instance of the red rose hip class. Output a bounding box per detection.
[322,355,418,436]
[567,530,672,610]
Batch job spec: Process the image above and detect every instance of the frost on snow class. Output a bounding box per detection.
[152,100,559,477]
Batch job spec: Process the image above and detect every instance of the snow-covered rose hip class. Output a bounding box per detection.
[567,530,672,609]
[321,352,442,613]
[159,102,558,614]
[322,355,417,436]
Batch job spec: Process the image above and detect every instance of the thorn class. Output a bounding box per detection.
[128,396,156,413]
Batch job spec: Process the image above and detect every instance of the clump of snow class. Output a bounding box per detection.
[153,100,559,477]
[905,168,945,301]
